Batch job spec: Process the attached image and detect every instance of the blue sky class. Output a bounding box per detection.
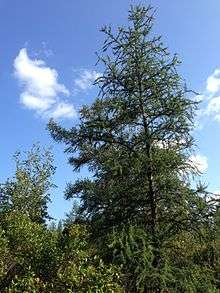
[1,0,220,220]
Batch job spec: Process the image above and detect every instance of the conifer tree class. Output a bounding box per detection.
[48,6,216,290]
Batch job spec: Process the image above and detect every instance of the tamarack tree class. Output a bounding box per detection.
[49,5,216,290]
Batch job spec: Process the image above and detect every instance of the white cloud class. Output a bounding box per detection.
[207,96,220,113]
[195,69,220,126]
[74,69,101,92]
[213,114,220,122]
[189,154,208,173]
[206,96,220,121]
[20,93,55,111]
[14,48,76,119]
[212,190,220,201]
[206,69,220,94]
[194,94,205,102]
[50,102,76,119]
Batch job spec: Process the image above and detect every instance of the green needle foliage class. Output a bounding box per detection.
[48,5,219,291]
[49,5,201,235]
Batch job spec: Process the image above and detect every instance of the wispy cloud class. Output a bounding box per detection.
[14,48,76,119]
[194,68,220,127]
[49,102,75,119]
[74,69,101,92]
[204,70,220,122]
[189,154,208,173]
[206,69,220,95]
[206,96,220,114]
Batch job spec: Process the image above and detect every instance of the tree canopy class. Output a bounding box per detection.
[0,4,219,292]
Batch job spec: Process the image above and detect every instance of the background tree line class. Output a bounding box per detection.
[0,5,219,292]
